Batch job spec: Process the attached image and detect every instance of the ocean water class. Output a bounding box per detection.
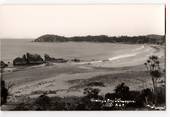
[0,39,141,63]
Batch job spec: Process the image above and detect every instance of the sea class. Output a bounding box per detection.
[0,39,140,63]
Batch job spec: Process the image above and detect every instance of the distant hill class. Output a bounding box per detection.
[34,34,165,44]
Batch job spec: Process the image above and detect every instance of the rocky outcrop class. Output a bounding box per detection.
[13,53,44,66]
[0,61,8,68]
[26,53,44,64]
[44,54,68,63]
[71,58,80,62]
[13,57,27,66]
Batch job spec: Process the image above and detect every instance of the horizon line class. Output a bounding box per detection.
[0,33,165,40]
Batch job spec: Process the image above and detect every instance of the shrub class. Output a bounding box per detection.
[114,82,130,99]
[34,93,51,110]
[83,87,100,99]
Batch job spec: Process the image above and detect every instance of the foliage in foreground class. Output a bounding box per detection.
[9,82,165,111]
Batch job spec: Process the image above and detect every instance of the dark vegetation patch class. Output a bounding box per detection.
[3,82,165,111]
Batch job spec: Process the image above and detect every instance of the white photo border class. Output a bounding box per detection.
[0,0,169,117]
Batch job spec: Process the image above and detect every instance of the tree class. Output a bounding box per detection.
[144,55,162,105]
[144,55,161,93]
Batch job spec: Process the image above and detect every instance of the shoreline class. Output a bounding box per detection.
[1,44,165,97]
[2,44,162,73]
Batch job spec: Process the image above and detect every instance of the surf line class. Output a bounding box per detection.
[91,46,148,64]
[76,52,138,65]
[108,53,137,61]
[76,46,150,65]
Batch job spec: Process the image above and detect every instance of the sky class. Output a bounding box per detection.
[0,5,165,39]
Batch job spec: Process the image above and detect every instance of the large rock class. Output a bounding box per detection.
[0,61,8,68]
[13,53,44,66]
[26,53,44,64]
[13,57,27,66]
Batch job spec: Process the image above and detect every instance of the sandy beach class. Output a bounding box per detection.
[2,44,165,99]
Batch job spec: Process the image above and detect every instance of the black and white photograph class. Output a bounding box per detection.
[0,4,166,111]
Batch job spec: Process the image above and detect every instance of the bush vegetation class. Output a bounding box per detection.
[34,34,165,45]
[10,81,165,111]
